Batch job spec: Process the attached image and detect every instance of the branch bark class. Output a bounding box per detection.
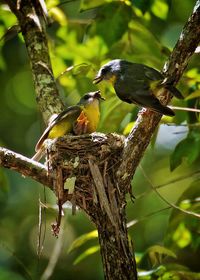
[117,0,200,189]
[6,0,64,123]
[1,1,200,280]
[0,147,53,188]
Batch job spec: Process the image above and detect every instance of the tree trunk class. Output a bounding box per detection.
[97,211,137,280]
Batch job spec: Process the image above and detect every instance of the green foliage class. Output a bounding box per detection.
[92,2,132,46]
[170,129,200,171]
[73,245,100,265]
[68,229,98,253]
[0,0,200,279]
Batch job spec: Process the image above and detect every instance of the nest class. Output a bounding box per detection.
[46,133,125,223]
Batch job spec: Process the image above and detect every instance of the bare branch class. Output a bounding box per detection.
[117,0,200,189]
[0,147,53,189]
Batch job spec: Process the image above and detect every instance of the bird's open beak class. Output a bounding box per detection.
[93,76,103,84]
[94,90,105,101]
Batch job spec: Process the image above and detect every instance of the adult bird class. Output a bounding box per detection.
[32,91,104,161]
[93,59,183,116]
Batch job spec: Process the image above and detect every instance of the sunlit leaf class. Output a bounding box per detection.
[46,0,59,9]
[64,177,76,194]
[73,245,100,265]
[173,223,192,248]
[186,68,200,80]
[179,199,192,210]
[147,245,176,266]
[49,7,68,26]
[80,0,105,11]
[68,230,98,253]
[185,90,200,100]
[123,121,135,135]
[151,0,169,20]
[131,0,153,14]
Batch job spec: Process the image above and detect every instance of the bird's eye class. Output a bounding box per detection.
[101,68,107,75]
[84,95,90,100]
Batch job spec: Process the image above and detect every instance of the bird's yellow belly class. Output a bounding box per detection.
[48,119,72,139]
[83,102,100,133]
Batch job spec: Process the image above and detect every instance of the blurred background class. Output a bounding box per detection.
[0,0,200,279]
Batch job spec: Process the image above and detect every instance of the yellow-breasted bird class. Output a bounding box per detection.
[93,59,183,116]
[32,91,104,161]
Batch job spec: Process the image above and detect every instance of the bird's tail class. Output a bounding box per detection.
[149,102,175,116]
[164,84,184,99]
[31,147,45,162]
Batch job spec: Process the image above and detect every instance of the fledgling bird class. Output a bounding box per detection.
[93,59,183,116]
[32,91,104,161]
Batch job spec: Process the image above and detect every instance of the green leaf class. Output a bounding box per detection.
[173,223,192,248]
[170,136,200,171]
[93,2,132,46]
[80,0,105,11]
[64,176,76,194]
[68,230,98,253]
[123,121,135,135]
[73,245,100,265]
[131,0,153,14]
[151,0,169,20]
[147,245,177,258]
[185,90,200,100]
[0,24,20,43]
[49,7,67,26]
[147,245,176,266]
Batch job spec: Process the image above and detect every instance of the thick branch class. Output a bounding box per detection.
[0,147,53,188]
[6,0,64,123]
[117,0,200,188]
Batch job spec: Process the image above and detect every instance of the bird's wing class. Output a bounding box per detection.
[143,65,163,81]
[122,63,162,82]
[128,90,174,116]
[35,105,82,151]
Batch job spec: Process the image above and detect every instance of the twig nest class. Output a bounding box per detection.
[46,133,125,215]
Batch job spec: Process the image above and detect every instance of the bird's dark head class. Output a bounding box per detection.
[78,90,105,106]
[93,59,122,85]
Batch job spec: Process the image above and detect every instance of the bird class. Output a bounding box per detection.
[93,59,183,116]
[32,90,104,161]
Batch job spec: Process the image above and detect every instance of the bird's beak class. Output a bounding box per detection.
[100,96,105,101]
[93,75,103,84]
[94,90,105,101]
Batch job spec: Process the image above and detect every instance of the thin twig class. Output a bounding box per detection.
[169,105,200,113]
[140,165,200,219]
[127,206,171,229]
[41,221,65,280]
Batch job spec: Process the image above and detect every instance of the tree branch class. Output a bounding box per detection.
[117,0,200,189]
[6,0,64,123]
[0,147,53,188]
